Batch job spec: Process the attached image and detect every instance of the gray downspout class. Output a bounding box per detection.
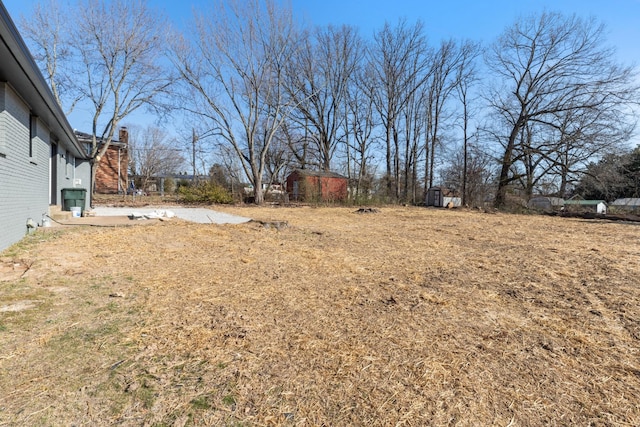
[117,147,121,193]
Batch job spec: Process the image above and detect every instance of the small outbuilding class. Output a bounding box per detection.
[425,187,461,207]
[564,198,607,214]
[528,196,565,212]
[286,169,348,203]
[610,198,640,213]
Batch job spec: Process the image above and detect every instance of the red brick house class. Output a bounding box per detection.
[76,127,129,194]
[286,169,348,203]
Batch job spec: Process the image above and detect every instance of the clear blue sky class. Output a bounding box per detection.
[2,0,639,140]
[293,0,639,62]
[3,0,639,66]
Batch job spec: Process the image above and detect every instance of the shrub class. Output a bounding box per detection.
[163,177,176,194]
[177,182,234,204]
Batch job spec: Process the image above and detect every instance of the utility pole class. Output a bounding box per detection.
[192,128,198,184]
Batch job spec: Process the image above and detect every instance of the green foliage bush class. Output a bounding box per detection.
[177,182,234,204]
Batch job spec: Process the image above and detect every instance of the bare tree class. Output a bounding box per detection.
[486,12,638,208]
[128,125,185,192]
[370,19,431,201]
[552,107,634,197]
[175,124,218,183]
[171,0,300,205]
[513,122,552,198]
[345,61,379,201]
[278,119,314,170]
[440,141,497,208]
[400,81,427,203]
[285,25,363,172]
[453,41,482,206]
[73,0,174,198]
[23,0,175,198]
[212,144,246,199]
[19,0,81,113]
[423,39,475,193]
[262,124,291,190]
[498,92,634,199]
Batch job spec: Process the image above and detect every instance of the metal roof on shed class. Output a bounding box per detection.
[611,198,640,207]
[290,169,347,179]
[564,200,606,205]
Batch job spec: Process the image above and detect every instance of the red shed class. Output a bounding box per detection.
[286,169,348,203]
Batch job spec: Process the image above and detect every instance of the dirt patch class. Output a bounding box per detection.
[0,260,30,281]
[1,207,640,425]
[0,300,39,312]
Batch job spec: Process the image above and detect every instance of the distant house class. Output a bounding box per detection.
[138,173,210,195]
[528,196,565,212]
[610,198,640,213]
[76,127,129,194]
[564,198,607,214]
[286,169,348,202]
[0,3,91,252]
[426,187,461,207]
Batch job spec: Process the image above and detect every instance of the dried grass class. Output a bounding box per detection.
[1,206,640,425]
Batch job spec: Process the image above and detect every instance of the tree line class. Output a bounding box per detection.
[20,0,639,206]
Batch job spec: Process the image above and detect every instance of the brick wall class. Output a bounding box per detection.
[94,144,128,194]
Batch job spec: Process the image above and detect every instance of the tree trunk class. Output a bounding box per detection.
[254,173,264,205]
[385,119,393,200]
[495,123,521,208]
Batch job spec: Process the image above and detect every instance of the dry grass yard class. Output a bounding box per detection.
[1,206,640,426]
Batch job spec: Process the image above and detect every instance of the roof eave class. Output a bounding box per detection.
[0,3,88,159]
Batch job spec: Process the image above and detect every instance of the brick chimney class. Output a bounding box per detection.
[119,127,129,145]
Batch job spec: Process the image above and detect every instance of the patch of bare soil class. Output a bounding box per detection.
[1,207,640,426]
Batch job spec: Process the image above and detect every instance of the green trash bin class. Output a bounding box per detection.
[62,188,87,211]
